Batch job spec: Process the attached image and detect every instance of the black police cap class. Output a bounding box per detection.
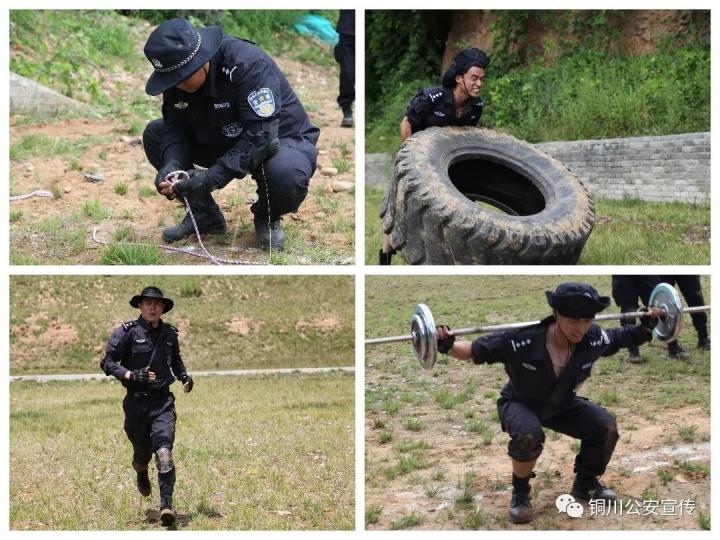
[130,286,174,313]
[442,47,490,88]
[144,18,223,96]
[545,282,611,319]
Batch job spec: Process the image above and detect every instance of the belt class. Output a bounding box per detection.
[128,389,170,400]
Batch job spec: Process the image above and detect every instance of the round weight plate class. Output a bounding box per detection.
[649,283,683,341]
[411,304,437,370]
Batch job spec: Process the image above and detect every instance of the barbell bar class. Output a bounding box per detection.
[365,283,711,370]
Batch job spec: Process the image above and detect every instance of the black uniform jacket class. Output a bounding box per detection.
[405,86,484,133]
[471,316,652,419]
[161,36,320,187]
[101,316,187,392]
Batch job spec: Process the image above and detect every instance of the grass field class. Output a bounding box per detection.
[365,188,709,265]
[10,275,353,375]
[10,373,354,530]
[365,275,710,530]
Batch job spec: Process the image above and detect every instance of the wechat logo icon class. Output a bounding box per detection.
[556,494,584,518]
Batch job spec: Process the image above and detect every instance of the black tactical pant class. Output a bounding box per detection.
[611,275,661,354]
[498,397,619,478]
[143,119,318,220]
[123,391,176,499]
[660,275,708,339]
[334,33,355,109]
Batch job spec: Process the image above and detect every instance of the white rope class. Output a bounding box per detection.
[91,170,267,265]
[10,190,54,201]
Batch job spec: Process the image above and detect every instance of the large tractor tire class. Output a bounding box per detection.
[380,127,595,265]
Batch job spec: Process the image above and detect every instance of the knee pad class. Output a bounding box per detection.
[508,431,545,462]
[155,446,174,474]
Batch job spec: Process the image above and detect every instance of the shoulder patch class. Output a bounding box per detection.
[221,65,239,82]
[121,320,138,332]
[247,88,275,117]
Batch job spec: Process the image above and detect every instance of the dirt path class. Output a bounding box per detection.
[9,55,354,265]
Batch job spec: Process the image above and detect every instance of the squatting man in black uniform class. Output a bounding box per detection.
[380,47,489,264]
[435,283,660,524]
[101,286,194,526]
[142,19,320,251]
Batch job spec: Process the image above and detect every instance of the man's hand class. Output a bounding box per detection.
[132,368,155,385]
[436,325,456,354]
[155,160,184,199]
[639,306,660,331]
[179,373,194,393]
[174,169,214,199]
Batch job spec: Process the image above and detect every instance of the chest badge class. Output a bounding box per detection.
[248,88,275,118]
[174,101,189,110]
[222,122,242,138]
[135,338,146,344]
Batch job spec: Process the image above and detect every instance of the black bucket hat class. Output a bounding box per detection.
[144,18,223,96]
[442,47,490,88]
[545,282,611,319]
[130,286,174,313]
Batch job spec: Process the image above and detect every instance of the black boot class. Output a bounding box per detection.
[379,249,392,265]
[697,335,710,350]
[626,347,644,364]
[508,473,534,524]
[254,217,285,251]
[667,340,690,360]
[570,475,616,501]
[162,196,226,243]
[341,106,353,128]
[136,469,151,497]
[160,497,176,526]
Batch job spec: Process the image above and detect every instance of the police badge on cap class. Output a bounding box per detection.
[144,18,224,96]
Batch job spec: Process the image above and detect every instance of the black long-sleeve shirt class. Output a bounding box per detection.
[100,316,187,392]
[471,316,652,419]
[160,36,319,187]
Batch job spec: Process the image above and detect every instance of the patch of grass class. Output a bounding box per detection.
[396,452,430,475]
[467,420,489,434]
[99,244,160,265]
[373,418,387,430]
[365,504,382,526]
[424,484,441,498]
[394,440,429,453]
[678,424,698,442]
[673,459,708,478]
[378,430,393,444]
[81,198,111,221]
[332,158,351,174]
[462,507,490,529]
[98,149,107,160]
[10,135,73,160]
[68,158,82,171]
[390,512,424,530]
[657,469,673,486]
[111,225,136,243]
[456,472,476,507]
[404,418,424,432]
[114,182,128,196]
[11,214,87,262]
[599,390,619,405]
[10,210,23,223]
[697,511,710,530]
[9,374,354,530]
[121,209,133,220]
[138,186,156,198]
[430,468,445,482]
[579,199,709,265]
[179,279,204,298]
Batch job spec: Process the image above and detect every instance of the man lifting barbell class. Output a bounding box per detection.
[435,282,660,524]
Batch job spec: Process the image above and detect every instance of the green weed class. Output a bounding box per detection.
[365,504,382,526]
[114,182,128,195]
[99,244,159,265]
[81,198,110,221]
[390,512,424,530]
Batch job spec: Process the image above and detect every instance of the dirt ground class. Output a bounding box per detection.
[365,357,710,531]
[9,56,355,265]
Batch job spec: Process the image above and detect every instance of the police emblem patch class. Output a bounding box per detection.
[174,101,189,110]
[151,58,163,69]
[222,122,242,138]
[247,88,275,118]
